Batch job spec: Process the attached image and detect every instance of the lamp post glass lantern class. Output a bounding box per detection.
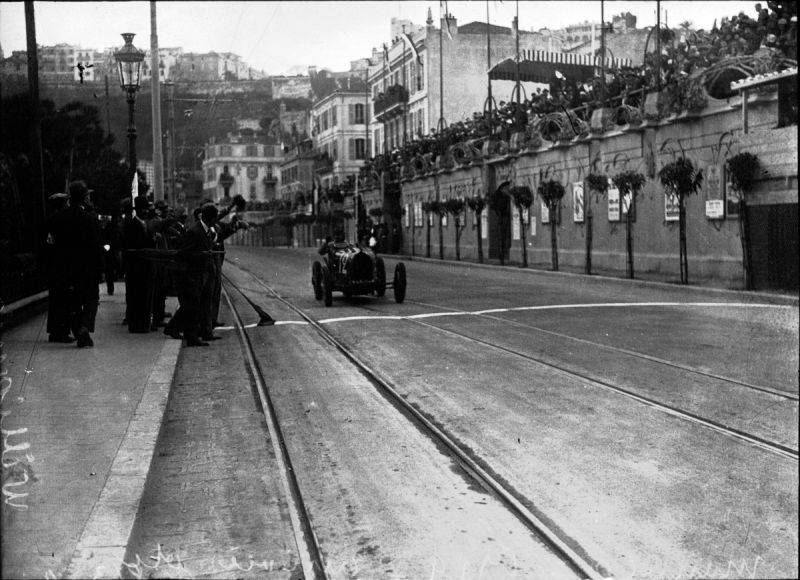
[114,33,145,180]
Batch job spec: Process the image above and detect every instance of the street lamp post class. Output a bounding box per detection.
[114,33,145,183]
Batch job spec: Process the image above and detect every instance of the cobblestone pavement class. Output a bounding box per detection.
[124,299,300,579]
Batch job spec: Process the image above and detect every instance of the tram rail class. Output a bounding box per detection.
[223,272,607,580]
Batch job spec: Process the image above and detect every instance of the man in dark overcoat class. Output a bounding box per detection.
[45,192,73,342]
[48,181,104,347]
[121,195,155,333]
[165,203,218,346]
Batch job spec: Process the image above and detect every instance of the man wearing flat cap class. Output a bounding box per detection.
[122,195,156,333]
[46,180,104,347]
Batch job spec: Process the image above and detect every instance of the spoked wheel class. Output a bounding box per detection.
[323,264,333,307]
[312,261,324,300]
[393,262,406,304]
[375,257,386,297]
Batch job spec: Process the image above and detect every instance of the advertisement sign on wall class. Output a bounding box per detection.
[573,182,584,223]
[665,192,680,221]
[608,186,620,221]
[541,199,550,224]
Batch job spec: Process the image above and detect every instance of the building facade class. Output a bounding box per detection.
[311,80,371,191]
[202,130,283,203]
[366,10,556,157]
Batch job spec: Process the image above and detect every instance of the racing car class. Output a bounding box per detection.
[312,241,406,306]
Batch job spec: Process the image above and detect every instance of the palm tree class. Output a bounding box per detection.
[659,157,704,284]
[724,152,764,290]
[612,170,647,279]
[443,198,466,260]
[509,186,534,268]
[585,172,609,275]
[466,195,487,263]
[537,179,566,271]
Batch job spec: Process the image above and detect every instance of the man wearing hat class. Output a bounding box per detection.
[44,193,73,342]
[47,180,104,347]
[121,195,156,333]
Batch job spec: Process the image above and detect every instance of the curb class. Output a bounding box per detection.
[64,339,182,579]
[401,254,799,306]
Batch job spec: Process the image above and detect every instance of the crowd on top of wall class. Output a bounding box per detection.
[360,1,796,184]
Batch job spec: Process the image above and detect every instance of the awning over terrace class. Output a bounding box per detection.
[488,50,634,84]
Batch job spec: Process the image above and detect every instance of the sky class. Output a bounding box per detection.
[1,1,755,75]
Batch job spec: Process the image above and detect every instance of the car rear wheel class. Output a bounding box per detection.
[312,261,324,300]
[393,262,406,303]
[375,257,386,297]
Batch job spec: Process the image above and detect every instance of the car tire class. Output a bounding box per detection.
[312,261,324,300]
[375,257,386,297]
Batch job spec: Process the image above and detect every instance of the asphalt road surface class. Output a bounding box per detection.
[136,246,799,579]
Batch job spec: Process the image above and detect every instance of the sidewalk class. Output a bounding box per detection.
[1,285,181,579]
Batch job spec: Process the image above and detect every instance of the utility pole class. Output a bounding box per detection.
[24,0,46,236]
[150,1,164,201]
[104,74,111,138]
[167,81,176,200]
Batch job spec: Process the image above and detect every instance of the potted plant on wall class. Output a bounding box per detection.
[585,171,609,275]
[612,170,647,279]
[443,198,466,261]
[466,195,487,264]
[509,185,534,268]
[658,156,704,285]
[724,151,764,290]
[537,178,566,271]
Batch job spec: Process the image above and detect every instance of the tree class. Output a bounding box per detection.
[466,195,487,263]
[509,185,534,268]
[612,170,647,279]
[659,157,703,284]
[488,186,511,266]
[724,152,764,290]
[537,179,566,271]
[427,200,447,259]
[585,172,609,275]
[421,201,433,258]
[443,198,466,261]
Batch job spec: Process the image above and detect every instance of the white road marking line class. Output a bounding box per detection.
[244,302,791,327]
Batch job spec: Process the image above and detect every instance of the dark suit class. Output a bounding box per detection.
[166,220,214,342]
[122,215,155,333]
[47,204,104,336]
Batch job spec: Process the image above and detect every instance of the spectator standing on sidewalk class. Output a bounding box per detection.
[165,203,218,347]
[44,192,73,342]
[47,180,104,347]
[122,195,155,333]
[102,212,122,296]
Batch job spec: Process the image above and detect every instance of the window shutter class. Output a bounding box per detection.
[349,104,355,124]
[349,138,355,160]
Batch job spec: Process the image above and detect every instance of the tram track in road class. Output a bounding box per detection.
[395,299,799,462]
[223,273,609,580]
[223,285,328,580]
[406,298,798,403]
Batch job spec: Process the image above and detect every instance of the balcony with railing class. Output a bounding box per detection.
[373,84,408,121]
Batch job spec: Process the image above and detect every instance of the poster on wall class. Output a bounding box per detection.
[541,199,550,224]
[404,204,410,228]
[414,201,423,227]
[481,212,488,239]
[706,199,725,219]
[608,187,620,221]
[572,182,584,223]
[665,192,680,221]
[512,206,520,240]
[704,164,726,220]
